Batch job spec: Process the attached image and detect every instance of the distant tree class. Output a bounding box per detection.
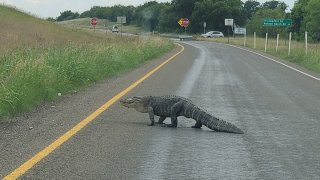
[190,0,245,34]
[172,0,197,18]
[226,0,246,27]
[243,0,261,19]
[79,10,91,18]
[46,17,56,22]
[304,0,320,41]
[79,5,134,24]
[57,10,79,21]
[109,5,135,23]
[134,1,162,32]
[158,3,176,33]
[191,0,215,33]
[291,0,310,36]
[261,0,288,12]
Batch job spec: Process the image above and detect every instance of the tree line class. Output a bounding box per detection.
[55,0,320,41]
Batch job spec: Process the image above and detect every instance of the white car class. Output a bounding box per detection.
[201,31,224,38]
[112,25,119,33]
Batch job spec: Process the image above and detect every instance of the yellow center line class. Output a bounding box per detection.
[4,43,185,180]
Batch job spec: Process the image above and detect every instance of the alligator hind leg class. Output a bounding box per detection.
[163,101,183,128]
[192,121,202,128]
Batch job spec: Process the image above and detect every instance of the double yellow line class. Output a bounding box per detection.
[4,43,184,179]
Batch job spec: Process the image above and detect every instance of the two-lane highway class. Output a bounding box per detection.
[1,41,320,179]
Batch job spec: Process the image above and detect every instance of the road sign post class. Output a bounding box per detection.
[203,22,206,34]
[117,16,126,37]
[225,19,233,44]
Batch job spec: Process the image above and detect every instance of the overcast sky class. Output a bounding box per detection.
[0,0,296,18]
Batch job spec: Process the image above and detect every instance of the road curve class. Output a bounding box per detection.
[1,41,320,179]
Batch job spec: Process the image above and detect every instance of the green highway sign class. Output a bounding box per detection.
[263,19,292,26]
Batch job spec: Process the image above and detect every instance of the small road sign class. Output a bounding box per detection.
[91,17,98,26]
[225,19,234,26]
[263,19,292,26]
[234,27,246,35]
[117,16,126,24]
[178,18,190,28]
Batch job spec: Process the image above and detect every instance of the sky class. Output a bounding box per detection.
[0,0,296,18]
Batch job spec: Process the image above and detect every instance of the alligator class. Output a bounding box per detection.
[120,95,244,134]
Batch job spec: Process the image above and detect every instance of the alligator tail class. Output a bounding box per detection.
[189,106,243,134]
[203,114,244,134]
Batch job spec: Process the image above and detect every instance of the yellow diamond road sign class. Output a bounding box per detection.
[178,19,183,26]
[178,18,189,27]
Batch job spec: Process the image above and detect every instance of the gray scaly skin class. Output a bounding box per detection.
[120,95,244,134]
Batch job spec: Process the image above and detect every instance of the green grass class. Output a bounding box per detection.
[196,35,320,74]
[0,5,174,120]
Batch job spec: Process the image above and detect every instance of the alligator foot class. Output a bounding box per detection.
[162,124,177,128]
[191,125,202,128]
[192,121,202,128]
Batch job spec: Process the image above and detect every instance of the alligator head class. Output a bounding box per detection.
[119,96,150,113]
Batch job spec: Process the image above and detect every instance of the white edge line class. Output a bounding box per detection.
[211,42,320,82]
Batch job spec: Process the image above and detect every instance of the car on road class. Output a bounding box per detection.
[201,31,224,38]
[112,25,119,33]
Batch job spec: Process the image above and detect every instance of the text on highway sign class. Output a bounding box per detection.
[263,19,292,26]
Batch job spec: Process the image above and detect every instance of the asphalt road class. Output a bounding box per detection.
[1,41,320,179]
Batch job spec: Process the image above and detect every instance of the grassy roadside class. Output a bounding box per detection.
[0,5,174,120]
[196,35,320,74]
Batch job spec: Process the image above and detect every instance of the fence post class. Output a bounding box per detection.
[305,31,308,55]
[276,34,279,52]
[254,32,256,49]
[288,32,292,56]
[244,32,246,47]
[265,33,268,52]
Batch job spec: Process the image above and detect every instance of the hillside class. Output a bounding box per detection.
[0,5,174,120]
[0,5,115,52]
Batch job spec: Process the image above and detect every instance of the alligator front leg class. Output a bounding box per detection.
[163,116,177,128]
[148,106,155,126]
